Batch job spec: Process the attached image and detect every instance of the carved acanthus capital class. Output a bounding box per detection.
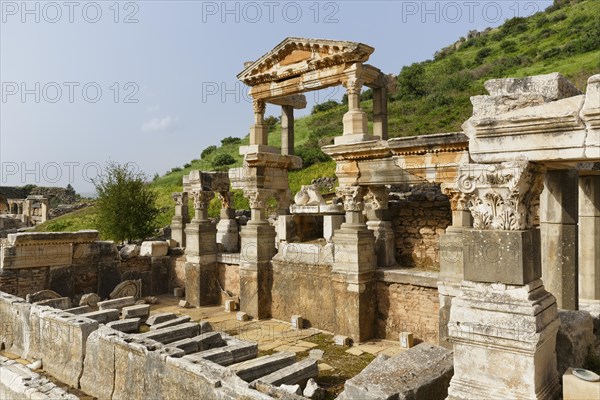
[342,76,364,96]
[335,185,367,212]
[252,99,266,114]
[441,184,468,211]
[217,191,232,209]
[243,188,274,210]
[456,161,545,230]
[191,191,215,210]
[364,186,389,210]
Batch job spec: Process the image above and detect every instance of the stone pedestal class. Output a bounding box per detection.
[184,220,219,307]
[438,227,465,349]
[171,216,185,247]
[216,208,239,252]
[541,169,579,310]
[366,219,395,267]
[239,220,276,319]
[323,215,344,242]
[447,279,560,400]
[579,175,600,318]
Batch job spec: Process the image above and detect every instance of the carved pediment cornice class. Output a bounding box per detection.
[238,37,374,86]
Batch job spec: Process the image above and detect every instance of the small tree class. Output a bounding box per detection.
[94,162,159,244]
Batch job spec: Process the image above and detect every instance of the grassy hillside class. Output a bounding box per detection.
[35,0,599,236]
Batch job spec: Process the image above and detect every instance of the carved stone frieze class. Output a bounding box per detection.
[363,186,389,210]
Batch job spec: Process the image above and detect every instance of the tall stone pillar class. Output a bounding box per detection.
[372,87,388,140]
[239,188,276,319]
[281,105,294,156]
[250,99,268,145]
[364,186,395,267]
[185,190,219,307]
[335,71,376,145]
[447,161,560,400]
[579,175,600,318]
[215,191,239,252]
[275,189,294,245]
[171,192,188,247]
[540,169,578,310]
[332,186,377,342]
[437,185,471,349]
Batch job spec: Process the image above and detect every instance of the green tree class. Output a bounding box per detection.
[94,162,159,243]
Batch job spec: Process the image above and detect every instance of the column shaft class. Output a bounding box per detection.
[579,175,600,316]
[281,105,294,155]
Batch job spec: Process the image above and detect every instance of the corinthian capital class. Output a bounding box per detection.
[252,99,266,114]
[364,186,389,210]
[191,191,215,210]
[441,184,468,211]
[217,191,232,209]
[243,188,274,210]
[342,77,364,96]
[335,185,366,212]
[456,161,545,230]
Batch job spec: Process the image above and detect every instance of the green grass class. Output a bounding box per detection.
[35,205,99,234]
[36,0,600,235]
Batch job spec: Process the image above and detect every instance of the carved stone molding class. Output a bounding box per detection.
[364,186,389,210]
[191,191,215,210]
[253,99,266,114]
[336,185,367,212]
[342,76,364,96]
[456,161,545,230]
[441,183,469,211]
[243,188,275,210]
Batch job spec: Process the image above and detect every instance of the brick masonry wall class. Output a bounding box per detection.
[376,281,440,344]
[389,183,452,270]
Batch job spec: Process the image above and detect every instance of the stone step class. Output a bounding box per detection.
[229,351,296,382]
[106,318,141,333]
[140,322,199,344]
[80,309,120,324]
[185,342,258,367]
[255,358,318,387]
[98,296,136,311]
[122,304,150,321]
[65,305,92,315]
[168,338,199,355]
[149,315,191,330]
[146,312,178,326]
[194,331,226,352]
[35,297,71,310]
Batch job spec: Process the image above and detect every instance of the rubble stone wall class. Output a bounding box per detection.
[389,183,452,269]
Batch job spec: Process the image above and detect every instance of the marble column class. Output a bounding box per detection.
[372,87,388,140]
[335,73,376,145]
[215,191,239,252]
[185,190,219,307]
[540,169,579,310]
[437,184,472,349]
[250,99,268,146]
[239,188,276,319]
[447,161,560,400]
[331,186,377,342]
[281,105,294,156]
[171,192,188,247]
[275,189,294,245]
[365,186,396,267]
[578,175,600,319]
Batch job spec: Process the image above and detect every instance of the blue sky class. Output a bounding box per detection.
[1,0,552,193]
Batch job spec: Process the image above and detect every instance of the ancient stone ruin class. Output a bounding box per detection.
[1,38,599,399]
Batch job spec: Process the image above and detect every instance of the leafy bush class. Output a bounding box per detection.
[397,63,428,99]
[475,47,493,64]
[501,17,528,35]
[201,145,217,158]
[312,100,340,114]
[183,163,191,168]
[212,153,236,167]
[170,167,182,173]
[264,115,279,131]
[501,39,518,53]
[296,144,331,167]
[220,136,241,146]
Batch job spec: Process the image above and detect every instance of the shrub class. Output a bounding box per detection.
[264,115,279,131]
[397,63,428,99]
[475,47,493,64]
[220,136,241,146]
[312,100,340,114]
[201,145,217,158]
[501,17,528,35]
[183,163,191,168]
[501,39,518,53]
[296,144,331,167]
[212,153,236,168]
[170,167,182,173]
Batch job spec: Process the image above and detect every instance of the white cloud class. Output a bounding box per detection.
[141,115,180,132]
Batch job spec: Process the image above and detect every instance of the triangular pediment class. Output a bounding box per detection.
[238,37,374,85]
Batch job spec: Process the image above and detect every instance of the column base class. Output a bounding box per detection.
[447,279,561,400]
[184,261,220,307]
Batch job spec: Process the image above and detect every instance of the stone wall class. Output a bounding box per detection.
[375,270,440,344]
[218,263,240,298]
[389,183,451,269]
[170,254,187,291]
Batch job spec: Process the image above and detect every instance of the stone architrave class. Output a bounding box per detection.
[446,161,561,400]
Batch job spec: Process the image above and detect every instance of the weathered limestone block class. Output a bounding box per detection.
[556,310,595,377]
[229,351,296,382]
[80,326,125,399]
[187,342,258,366]
[119,244,139,259]
[141,322,199,344]
[216,213,239,253]
[80,309,120,324]
[34,296,71,309]
[98,296,136,311]
[107,318,141,333]
[25,289,61,303]
[140,241,169,257]
[255,358,318,386]
[149,315,192,330]
[79,292,100,307]
[483,72,582,101]
[563,367,600,400]
[342,344,453,400]
[146,312,178,326]
[65,305,92,315]
[122,304,150,321]
[194,331,226,351]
